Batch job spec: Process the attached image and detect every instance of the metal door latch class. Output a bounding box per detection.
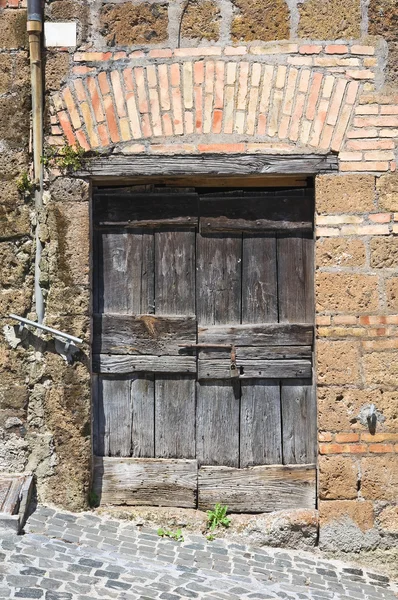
[179,343,239,378]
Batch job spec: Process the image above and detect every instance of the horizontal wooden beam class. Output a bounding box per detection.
[198,323,313,346]
[93,314,196,355]
[198,464,316,512]
[80,154,338,179]
[93,457,198,508]
[198,345,312,360]
[198,359,312,379]
[93,354,197,374]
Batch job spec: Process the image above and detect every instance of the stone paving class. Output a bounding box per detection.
[0,505,396,600]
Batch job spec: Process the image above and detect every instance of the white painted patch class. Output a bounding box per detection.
[44,22,77,47]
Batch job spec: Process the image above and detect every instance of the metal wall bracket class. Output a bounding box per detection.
[8,314,83,361]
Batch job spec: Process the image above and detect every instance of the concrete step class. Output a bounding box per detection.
[0,472,34,534]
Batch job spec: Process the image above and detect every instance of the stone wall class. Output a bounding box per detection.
[0,0,397,546]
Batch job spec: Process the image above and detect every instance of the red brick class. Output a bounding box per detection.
[346,81,360,105]
[111,71,126,118]
[194,61,205,85]
[80,102,99,148]
[319,443,367,454]
[212,109,223,134]
[346,139,394,150]
[351,45,375,55]
[224,46,247,55]
[369,444,395,453]
[158,64,170,111]
[347,70,375,80]
[171,87,183,135]
[87,77,104,123]
[354,116,398,127]
[134,67,148,114]
[58,111,76,146]
[98,72,110,95]
[319,432,333,442]
[72,66,95,75]
[141,114,152,138]
[170,63,180,87]
[97,123,110,147]
[148,49,172,58]
[369,213,391,223]
[340,162,389,172]
[326,45,348,54]
[162,113,173,136]
[237,62,249,110]
[326,79,347,126]
[194,86,203,133]
[214,61,224,110]
[126,92,142,139]
[103,96,120,143]
[299,45,322,54]
[75,130,90,151]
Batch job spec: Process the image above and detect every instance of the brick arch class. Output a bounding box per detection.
[50,44,398,172]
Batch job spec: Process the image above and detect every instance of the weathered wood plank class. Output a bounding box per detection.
[198,346,312,360]
[94,192,198,225]
[240,380,282,467]
[198,323,313,346]
[131,374,155,458]
[93,175,309,189]
[93,354,196,374]
[97,230,155,314]
[83,154,338,179]
[196,381,240,467]
[196,233,242,325]
[277,233,314,324]
[242,235,278,323]
[93,457,198,507]
[198,464,316,512]
[281,379,317,464]
[155,230,196,316]
[96,377,132,457]
[93,315,196,355]
[155,375,196,459]
[97,217,197,228]
[198,359,312,379]
[199,190,312,233]
[200,218,311,233]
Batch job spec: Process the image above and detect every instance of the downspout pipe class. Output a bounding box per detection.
[27,0,44,323]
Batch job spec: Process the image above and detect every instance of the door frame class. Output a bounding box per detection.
[88,153,328,508]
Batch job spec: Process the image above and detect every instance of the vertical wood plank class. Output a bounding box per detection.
[131,374,155,458]
[100,230,155,314]
[196,234,242,325]
[240,380,282,467]
[242,235,278,323]
[155,230,195,316]
[277,233,314,323]
[197,380,240,467]
[155,375,196,458]
[281,379,316,464]
[96,377,132,457]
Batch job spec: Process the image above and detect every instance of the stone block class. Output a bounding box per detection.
[46,285,89,317]
[0,10,27,50]
[319,500,374,531]
[0,54,13,95]
[370,237,398,268]
[48,202,89,286]
[316,273,379,313]
[231,0,290,42]
[0,203,31,239]
[0,151,29,181]
[386,277,398,311]
[100,3,168,46]
[45,52,71,91]
[316,238,366,268]
[318,387,398,432]
[361,456,398,500]
[319,456,359,500]
[362,351,398,386]
[0,241,32,287]
[181,0,220,41]
[317,340,361,384]
[385,42,398,88]
[49,177,89,203]
[298,0,361,39]
[0,94,30,147]
[377,173,398,211]
[316,174,375,214]
[378,505,398,533]
[49,0,88,21]
[368,0,398,42]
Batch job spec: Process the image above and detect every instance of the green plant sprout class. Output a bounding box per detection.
[16,171,33,194]
[157,528,184,542]
[41,143,86,172]
[207,503,231,531]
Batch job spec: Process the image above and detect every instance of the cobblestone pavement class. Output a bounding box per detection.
[0,505,397,600]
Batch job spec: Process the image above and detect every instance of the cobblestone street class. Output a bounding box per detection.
[0,505,396,599]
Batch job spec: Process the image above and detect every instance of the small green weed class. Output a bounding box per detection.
[157,528,184,542]
[207,503,231,531]
[41,143,86,172]
[206,533,216,541]
[16,171,33,194]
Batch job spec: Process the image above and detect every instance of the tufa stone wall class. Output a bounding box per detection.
[316,172,398,551]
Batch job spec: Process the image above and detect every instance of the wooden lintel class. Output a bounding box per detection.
[79,154,337,180]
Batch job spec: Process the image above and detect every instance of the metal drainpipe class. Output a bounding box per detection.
[27,0,44,323]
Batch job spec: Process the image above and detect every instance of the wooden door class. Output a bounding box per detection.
[92,185,316,512]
